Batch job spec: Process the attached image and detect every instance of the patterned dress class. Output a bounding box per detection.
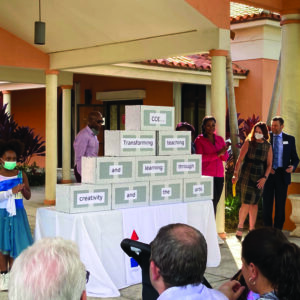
[237,140,271,205]
[0,171,33,258]
[257,291,279,300]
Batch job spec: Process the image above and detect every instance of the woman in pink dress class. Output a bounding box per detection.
[194,116,229,216]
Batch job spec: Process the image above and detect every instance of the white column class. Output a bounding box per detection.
[209,49,228,236]
[280,14,300,153]
[74,82,81,136]
[173,82,181,126]
[61,85,73,183]
[45,70,59,205]
[2,91,11,115]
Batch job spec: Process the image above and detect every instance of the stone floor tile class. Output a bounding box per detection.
[120,284,142,300]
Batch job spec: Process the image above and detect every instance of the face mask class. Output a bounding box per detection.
[91,128,99,136]
[255,133,264,140]
[3,161,17,170]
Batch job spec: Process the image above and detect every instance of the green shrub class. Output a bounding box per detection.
[225,194,241,231]
[0,104,45,164]
[17,162,45,186]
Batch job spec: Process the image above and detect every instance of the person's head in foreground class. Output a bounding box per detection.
[150,223,235,299]
[241,227,300,300]
[8,237,87,300]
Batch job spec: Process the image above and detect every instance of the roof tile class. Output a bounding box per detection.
[230,2,280,24]
[141,53,248,76]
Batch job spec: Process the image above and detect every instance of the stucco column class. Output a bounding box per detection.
[173,83,181,126]
[45,70,59,205]
[61,85,73,184]
[2,91,11,115]
[280,13,300,153]
[209,49,228,235]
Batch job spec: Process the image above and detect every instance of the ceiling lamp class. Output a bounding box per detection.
[34,0,45,45]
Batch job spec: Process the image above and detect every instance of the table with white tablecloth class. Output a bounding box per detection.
[35,200,220,298]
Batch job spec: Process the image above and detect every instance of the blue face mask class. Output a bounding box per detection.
[3,161,17,170]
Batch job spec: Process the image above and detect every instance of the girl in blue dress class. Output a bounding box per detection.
[0,139,33,290]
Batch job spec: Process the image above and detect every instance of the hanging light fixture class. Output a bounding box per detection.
[34,0,45,45]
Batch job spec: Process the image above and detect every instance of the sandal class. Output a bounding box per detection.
[235,227,243,242]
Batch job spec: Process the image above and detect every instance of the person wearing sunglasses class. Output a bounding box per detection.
[8,237,87,300]
[73,111,104,182]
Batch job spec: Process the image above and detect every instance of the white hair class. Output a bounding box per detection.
[8,237,86,300]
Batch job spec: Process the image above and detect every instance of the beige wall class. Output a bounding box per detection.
[234,58,278,122]
[74,74,173,106]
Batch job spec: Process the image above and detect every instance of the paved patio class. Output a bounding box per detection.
[1,185,299,300]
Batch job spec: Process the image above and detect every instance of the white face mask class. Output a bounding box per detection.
[255,133,264,140]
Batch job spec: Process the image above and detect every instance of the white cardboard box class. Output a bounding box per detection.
[150,179,183,205]
[156,131,191,156]
[112,181,149,209]
[56,183,112,213]
[105,130,156,156]
[135,156,170,181]
[125,105,174,131]
[183,176,213,202]
[170,155,202,178]
[81,156,135,184]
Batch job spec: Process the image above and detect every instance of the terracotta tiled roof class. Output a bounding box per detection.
[230,2,280,24]
[141,54,249,76]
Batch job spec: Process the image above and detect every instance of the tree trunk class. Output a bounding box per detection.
[226,52,240,162]
[267,53,281,126]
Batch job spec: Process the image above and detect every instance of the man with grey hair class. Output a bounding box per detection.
[8,237,87,300]
[150,223,244,300]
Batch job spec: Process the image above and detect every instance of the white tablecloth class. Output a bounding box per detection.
[35,200,220,298]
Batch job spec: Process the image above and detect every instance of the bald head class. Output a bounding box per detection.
[150,223,207,288]
[87,111,103,131]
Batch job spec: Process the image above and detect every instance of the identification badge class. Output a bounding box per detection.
[283,141,289,145]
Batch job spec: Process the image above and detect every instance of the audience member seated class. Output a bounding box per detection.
[240,227,300,300]
[150,223,244,300]
[8,237,87,300]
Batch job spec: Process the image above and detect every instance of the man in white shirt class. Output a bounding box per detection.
[149,223,244,300]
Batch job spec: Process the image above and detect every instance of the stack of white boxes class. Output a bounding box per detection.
[56,105,213,213]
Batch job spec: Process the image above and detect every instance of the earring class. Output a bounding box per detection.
[248,277,256,286]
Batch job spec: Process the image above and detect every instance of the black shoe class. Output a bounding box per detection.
[235,228,243,242]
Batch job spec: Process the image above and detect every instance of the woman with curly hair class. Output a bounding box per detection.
[241,227,300,300]
[0,139,33,290]
[232,122,272,240]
